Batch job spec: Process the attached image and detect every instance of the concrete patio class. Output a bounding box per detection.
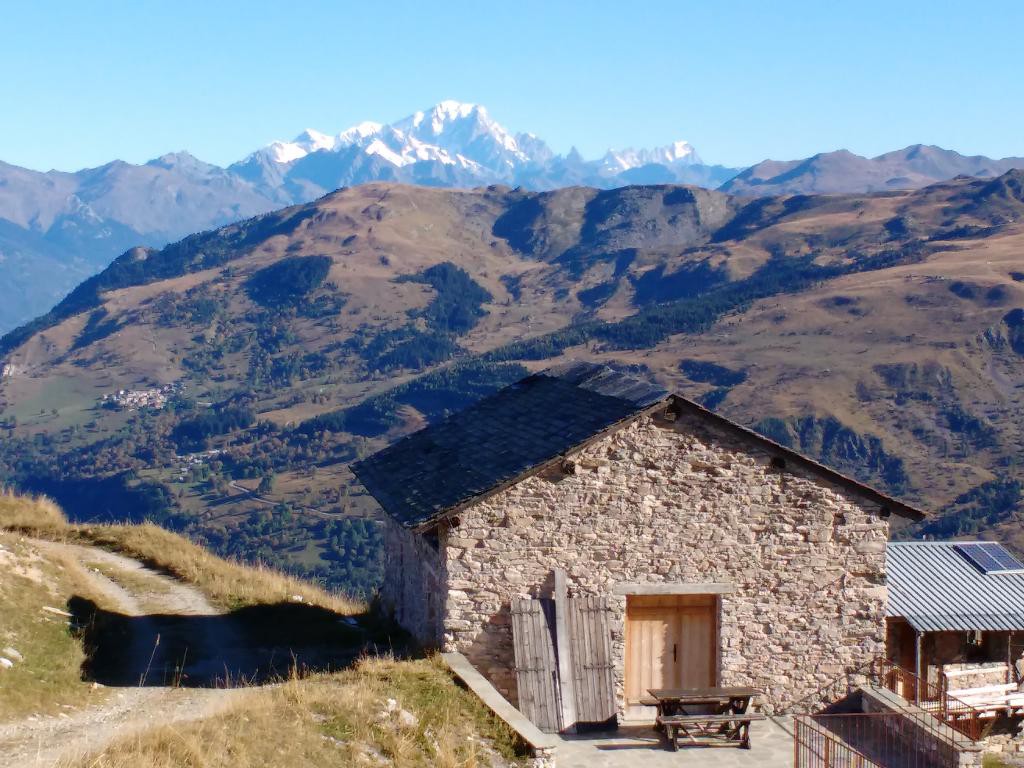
[555,716,795,768]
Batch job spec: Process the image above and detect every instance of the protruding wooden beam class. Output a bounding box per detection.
[612,582,735,596]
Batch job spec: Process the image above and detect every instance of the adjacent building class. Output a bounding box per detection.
[887,541,1024,690]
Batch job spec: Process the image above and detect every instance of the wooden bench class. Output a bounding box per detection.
[657,713,767,750]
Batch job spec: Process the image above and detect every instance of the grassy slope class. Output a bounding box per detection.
[0,497,112,719]
[64,657,523,768]
[0,490,361,614]
[0,492,525,766]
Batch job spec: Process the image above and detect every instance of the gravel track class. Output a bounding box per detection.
[0,541,252,768]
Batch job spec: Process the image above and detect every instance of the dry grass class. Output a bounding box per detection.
[0,489,66,532]
[0,531,110,720]
[0,489,362,614]
[0,499,521,765]
[0,492,524,768]
[61,657,526,768]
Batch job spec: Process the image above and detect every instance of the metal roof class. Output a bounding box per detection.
[887,542,1024,632]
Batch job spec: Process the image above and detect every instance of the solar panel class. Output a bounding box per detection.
[954,542,1024,574]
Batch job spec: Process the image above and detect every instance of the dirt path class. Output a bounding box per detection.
[0,542,252,768]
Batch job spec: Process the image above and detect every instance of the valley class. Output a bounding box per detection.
[1,174,1023,593]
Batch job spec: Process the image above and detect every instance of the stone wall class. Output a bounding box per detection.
[440,407,892,715]
[379,513,446,647]
[940,661,1012,692]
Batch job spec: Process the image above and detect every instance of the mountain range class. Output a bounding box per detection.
[722,145,1024,196]
[1,100,1024,335]
[228,100,734,201]
[2,171,1024,592]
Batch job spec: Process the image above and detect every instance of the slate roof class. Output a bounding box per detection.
[351,362,667,529]
[887,542,1024,632]
[353,361,927,531]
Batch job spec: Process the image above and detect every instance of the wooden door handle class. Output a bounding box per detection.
[673,644,677,662]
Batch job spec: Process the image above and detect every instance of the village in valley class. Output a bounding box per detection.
[100,382,180,411]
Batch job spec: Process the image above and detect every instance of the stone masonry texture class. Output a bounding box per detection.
[380,512,446,646]
[381,406,892,716]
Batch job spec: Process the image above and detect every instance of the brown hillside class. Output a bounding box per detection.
[1,175,1023,587]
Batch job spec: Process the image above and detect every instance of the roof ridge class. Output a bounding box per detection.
[355,361,926,530]
[351,363,666,529]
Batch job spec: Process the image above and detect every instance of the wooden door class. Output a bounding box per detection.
[511,598,562,732]
[624,595,717,717]
[568,595,617,727]
[886,618,919,701]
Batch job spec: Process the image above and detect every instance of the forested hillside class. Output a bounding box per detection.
[2,174,1024,592]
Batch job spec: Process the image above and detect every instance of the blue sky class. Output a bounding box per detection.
[2,0,1022,172]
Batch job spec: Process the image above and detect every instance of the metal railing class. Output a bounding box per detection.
[792,658,989,768]
[795,715,883,768]
[795,712,965,768]
[792,657,988,741]
[871,660,987,742]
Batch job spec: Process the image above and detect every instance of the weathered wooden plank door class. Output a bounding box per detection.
[624,595,717,718]
[568,594,617,726]
[510,597,562,732]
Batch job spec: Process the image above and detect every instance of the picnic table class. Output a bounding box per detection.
[644,687,765,750]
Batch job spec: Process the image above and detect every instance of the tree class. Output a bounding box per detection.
[257,474,275,495]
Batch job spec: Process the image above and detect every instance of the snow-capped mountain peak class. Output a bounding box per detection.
[406,100,481,133]
[293,129,338,152]
[234,102,722,191]
[337,121,384,145]
[394,102,497,141]
[257,129,338,164]
[599,140,703,175]
[263,141,308,164]
[662,140,698,163]
[661,140,699,165]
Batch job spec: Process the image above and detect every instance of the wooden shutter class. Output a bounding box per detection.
[510,598,562,732]
[568,594,617,726]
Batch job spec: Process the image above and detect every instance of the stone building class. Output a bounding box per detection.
[353,362,925,723]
